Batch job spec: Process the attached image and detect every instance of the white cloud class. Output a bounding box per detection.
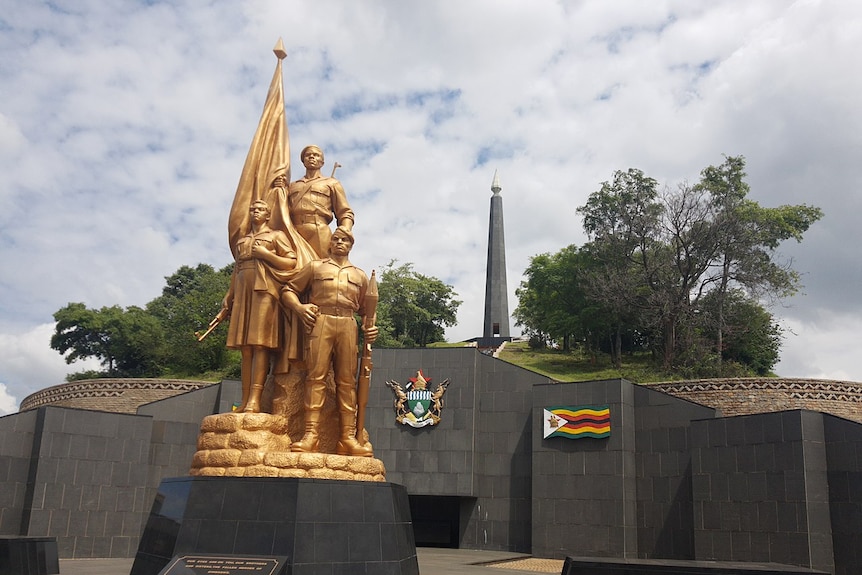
[1,0,861,401]
[0,323,102,411]
[776,310,862,380]
[0,383,17,416]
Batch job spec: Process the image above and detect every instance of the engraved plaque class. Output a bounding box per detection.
[159,555,288,575]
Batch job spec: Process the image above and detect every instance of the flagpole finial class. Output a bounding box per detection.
[273,38,287,60]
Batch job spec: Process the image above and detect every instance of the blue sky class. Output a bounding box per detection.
[1,1,861,413]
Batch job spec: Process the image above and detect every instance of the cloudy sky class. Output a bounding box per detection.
[1,1,860,414]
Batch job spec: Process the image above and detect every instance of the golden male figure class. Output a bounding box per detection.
[281,228,377,456]
[288,145,354,258]
[222,200,297,412]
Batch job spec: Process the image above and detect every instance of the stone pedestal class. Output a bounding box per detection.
[0,537,59,575]
[130,476,418,575]
[189,412,385,481]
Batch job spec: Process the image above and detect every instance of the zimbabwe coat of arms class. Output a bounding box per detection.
[385,370,450,428]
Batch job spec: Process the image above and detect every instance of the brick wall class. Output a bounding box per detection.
[650,378,862,423]
[18,379,215,414]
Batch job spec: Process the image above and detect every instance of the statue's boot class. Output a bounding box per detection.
[336,412,373,457]
[291,411,320,452]
[237,380,251,412]
[242,383,264,413]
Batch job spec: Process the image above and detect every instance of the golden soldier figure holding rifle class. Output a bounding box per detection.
[281,228,378,457]
[197,40,381,461]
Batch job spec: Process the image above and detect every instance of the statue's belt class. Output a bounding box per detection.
[296,213,332,225]
[316,306,356,317]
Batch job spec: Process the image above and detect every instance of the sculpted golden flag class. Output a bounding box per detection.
[228,38,317,270]
[226,39,317,368]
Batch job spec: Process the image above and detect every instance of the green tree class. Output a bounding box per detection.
[513,253,556,347]
[696,156,823,370]
[577,169,668,365]
[51,303,165,377]
[51,263,240,381]
[146,263,236,376]
[514,245,608,354]
[698,289,782,376]
[575,157,821,372]
[376,261,461,347]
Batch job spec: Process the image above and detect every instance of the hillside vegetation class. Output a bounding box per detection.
[492,340,772,384]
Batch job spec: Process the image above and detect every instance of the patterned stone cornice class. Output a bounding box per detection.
[649,377,862,423]
[19,378,215,413]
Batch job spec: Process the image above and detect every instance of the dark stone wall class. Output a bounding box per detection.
[0,409,37,535]
[690,411,834,573]
[23,407,153,558]
[137,384,223,493]
[368,348,479,497]
[470,353,535,552]
[367,348,547,552]
[136,382,222,424]
[824,414,862,575]
[530,379,638,560]
[633,386,717,560]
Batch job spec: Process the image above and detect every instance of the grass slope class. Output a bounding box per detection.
[494,341,680,384]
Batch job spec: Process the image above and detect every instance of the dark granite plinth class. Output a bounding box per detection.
[0,537,59,575]
[561,556,829,575]
[131,476,418,575]
[158,554,289,575]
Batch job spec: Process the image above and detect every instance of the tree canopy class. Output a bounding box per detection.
[515,155,822,377]
[51,303,166,377]
[52,263,236,380]
[375,261,461,347]
[514,245,604,353]
[51,259,461,380]
[146,263,236,376]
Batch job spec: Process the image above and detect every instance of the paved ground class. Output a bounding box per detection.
[57,548,564,575]
[486,557,565,572]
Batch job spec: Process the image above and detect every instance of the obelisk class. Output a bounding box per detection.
[483,171,510,338]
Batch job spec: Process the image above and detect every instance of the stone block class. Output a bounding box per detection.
[129,476,417,575]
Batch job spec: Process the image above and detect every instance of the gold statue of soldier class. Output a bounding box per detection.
[195,40,381,475]
[281,228,378,457]
[288,144,354,259]
[182,40,411,568]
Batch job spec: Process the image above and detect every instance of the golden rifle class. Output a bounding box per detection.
[195,306,229,342]
[355,269,377,441]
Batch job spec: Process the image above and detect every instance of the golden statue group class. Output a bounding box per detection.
[190,40,384,479]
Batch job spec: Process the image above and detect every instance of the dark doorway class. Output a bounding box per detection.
[408,495,463,548]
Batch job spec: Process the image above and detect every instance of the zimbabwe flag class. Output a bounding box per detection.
[542,405,610,439]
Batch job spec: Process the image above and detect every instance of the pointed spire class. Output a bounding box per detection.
[484,170,510,339]
[273,38,287,60]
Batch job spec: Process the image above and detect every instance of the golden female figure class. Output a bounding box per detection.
[222,199,297,412]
